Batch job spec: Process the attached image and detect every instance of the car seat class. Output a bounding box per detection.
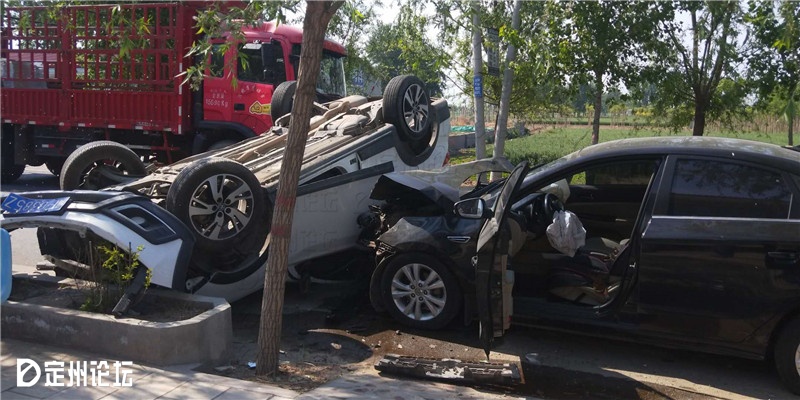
[546,239,631,306]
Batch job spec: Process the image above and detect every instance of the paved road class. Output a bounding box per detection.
[1,166,794,399]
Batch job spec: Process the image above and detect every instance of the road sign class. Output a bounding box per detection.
[474,75,483,98]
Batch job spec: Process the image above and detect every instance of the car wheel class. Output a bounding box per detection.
[380,253,462,330]
[775,318,800,394]
[45,159,64,177]
[165,157,270,253]
[383,75,432,142]
[60,141,147,190]
[271,80,297,123]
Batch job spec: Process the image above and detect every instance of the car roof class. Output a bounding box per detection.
[564,136,800,169]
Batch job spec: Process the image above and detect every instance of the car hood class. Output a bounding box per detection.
[369,157,515,211]
[370,173,460,211]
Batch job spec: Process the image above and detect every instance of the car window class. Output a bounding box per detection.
[461,171,509,196]
[569,161,655,186]
[668,159,792,219]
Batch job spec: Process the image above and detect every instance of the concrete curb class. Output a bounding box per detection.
[2,275,232,366]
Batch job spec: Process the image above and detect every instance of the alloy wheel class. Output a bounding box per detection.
[390,262,447,322]
[402,83,429,136]
[187,173,255,241]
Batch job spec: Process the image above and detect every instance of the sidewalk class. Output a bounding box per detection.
[1,338,529,400]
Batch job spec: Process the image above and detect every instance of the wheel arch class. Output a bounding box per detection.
[369,244,470,323]
[767,308,800,361]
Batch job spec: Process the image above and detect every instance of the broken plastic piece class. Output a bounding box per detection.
[375,354,521,386]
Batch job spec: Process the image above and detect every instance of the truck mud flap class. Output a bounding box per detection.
[374,354,521,386]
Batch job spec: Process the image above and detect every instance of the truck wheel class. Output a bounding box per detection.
[45,159,64,177]
[380,253,462,330]
[271,81,297,123]
[775,318,800,394]
[165,157,270,252]
[1,125,25,183]
[60,141,147,190]
[383,75,432,142]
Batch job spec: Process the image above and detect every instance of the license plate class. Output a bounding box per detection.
[1,193,70,215]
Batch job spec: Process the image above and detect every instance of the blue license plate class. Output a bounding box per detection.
[1,193,70,214]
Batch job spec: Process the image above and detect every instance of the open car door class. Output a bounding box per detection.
[475,162,529,357]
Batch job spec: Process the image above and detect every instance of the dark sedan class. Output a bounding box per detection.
[361,136,800,393]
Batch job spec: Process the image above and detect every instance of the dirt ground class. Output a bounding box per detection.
[9,277,209,322]
[199,280,514,394]
[10,276,731,398]
[196,281,732,400]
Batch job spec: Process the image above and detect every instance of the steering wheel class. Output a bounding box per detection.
[542,193,565,219]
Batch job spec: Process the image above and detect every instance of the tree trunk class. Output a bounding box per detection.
[492,0,522,160]
[255,0,343,377]
[472,2,486,159]
[788,110,795,147]
[591,75,603,145]
[692,100,706,136]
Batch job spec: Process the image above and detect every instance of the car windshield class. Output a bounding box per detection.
[482,156,573,208]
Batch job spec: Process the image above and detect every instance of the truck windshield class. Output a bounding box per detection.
[316,51,346,101]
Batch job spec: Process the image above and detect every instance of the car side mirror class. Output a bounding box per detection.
[454,198,490,219]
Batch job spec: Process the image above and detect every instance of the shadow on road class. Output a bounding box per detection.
[1,167,60,194]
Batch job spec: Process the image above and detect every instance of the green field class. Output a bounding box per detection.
[450,126,793,166]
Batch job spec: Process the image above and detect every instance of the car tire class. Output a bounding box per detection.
[271,80,297,123]
[394,106,439,167]
[775,318,800,394]
[383,75,433,142]
[165,157,270,253]
[60,141,147,190]
[380,253,462,330]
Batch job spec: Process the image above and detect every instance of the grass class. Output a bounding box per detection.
[449,126,793,166]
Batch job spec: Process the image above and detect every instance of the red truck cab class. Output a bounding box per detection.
[200,22,347,150]
[0,3,346,184]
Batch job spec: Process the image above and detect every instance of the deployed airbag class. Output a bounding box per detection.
[546,210,586,257]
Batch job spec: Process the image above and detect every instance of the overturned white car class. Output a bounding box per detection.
[0,75,449,303]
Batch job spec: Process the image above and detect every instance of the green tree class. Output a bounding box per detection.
[552,0,672,144]
[364,14,445,95]
[746,0,800,146]
[653,1,746,136]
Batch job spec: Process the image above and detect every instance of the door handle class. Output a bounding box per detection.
[234,103,245,111]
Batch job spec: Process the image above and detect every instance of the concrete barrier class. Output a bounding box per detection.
[1,276,232,366]
[448,133,476,152]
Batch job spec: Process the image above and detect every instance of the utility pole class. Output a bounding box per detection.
[472,1,486,159]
